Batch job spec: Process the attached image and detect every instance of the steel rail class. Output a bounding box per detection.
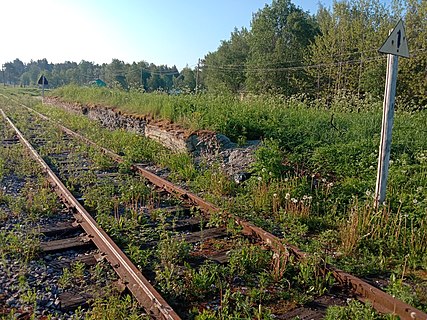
[0,108,181,320]
[132,158,427,320]
[327,264,426,319]
[6,101,427,320]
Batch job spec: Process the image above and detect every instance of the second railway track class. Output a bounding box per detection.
[1,95,426,319]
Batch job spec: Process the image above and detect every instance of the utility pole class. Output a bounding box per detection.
[195,59,200,94]
[2,64,5,86]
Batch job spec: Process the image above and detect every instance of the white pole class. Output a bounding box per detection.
[375,53,399,204]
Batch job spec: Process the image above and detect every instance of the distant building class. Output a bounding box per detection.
[90,79,107,87]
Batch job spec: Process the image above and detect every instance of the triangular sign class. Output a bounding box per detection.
[38,75,48,85]
[379,19,409,58]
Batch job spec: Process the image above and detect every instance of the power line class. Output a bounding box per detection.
[202,47,426,73]
[203,56,386,73]
[141,68,180,76]
[203,48,384,69]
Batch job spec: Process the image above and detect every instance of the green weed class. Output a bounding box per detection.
[58,267,73,289]
[84,293,148,320]
[325,299,395,320]
[0,227,40,263]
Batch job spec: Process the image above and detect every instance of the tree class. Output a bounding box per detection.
[27,63,41,85]
[126,62,143,90]
[105,59,126,88]
[78,60,95,84]
[20,72,31,87]
[175,66,196,92]
[3,59,25,85]
[115,75,129,91]
[65,68,80,84]
[143,64,178,92]
[160,65,178,91]
[245,0,319,95]
[147,73,162,91]
[0,58,178,91]
[204,28,250,93]
[398,0,427,108]
[308,0,392,100]
[36,58,53,72]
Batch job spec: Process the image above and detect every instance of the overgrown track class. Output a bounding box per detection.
[1,99,427,319]
[0,108,179,319]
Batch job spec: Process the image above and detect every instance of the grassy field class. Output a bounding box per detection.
[2,85,427,314]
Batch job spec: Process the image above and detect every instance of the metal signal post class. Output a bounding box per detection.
[38,75,48,99]
[375,53,398,204]
[375,19,409,204]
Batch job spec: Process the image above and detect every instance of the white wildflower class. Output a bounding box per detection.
[400,212,409,218]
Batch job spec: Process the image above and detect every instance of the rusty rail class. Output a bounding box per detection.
[0,108,181,320]
[5,101,427,320]
[136,166,427,320]
[328,265,426,319]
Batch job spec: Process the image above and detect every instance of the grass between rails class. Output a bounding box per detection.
[3,87,427,316]
[0,97,149,319]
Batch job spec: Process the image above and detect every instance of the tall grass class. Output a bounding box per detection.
[51,85,383,143]
[339,199,427,269]
[44,85,427,271]
[51,85,427,208]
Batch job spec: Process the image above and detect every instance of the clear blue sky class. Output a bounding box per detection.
[1,0,338,70]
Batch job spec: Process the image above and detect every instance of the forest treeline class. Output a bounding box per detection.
[2,0,426,107]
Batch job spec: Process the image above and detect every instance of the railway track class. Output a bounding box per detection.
[0,119,133,317]
[1,96,426,319]
[1,107,178,319]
